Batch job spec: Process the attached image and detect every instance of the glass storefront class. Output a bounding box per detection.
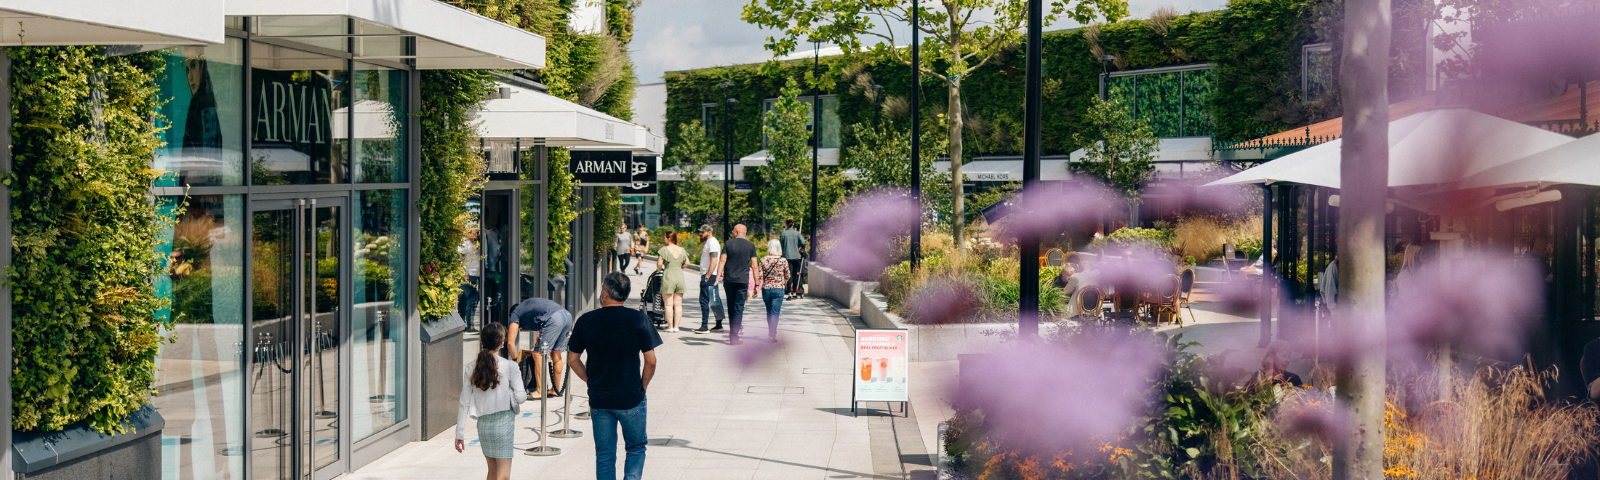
[152,18,416,480]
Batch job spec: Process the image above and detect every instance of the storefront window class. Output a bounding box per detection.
[153,195,247,480]
[352,189,408,440]
[762,95,841,149]
[351,63,407,183]
[250,42,348,185]
[156,39,245,187]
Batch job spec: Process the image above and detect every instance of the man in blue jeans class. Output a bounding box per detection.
[694,224,725,333]
[568,272,662,480]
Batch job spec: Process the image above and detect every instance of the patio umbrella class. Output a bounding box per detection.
[1456,130,1600,189]
[1206,108,1575,189]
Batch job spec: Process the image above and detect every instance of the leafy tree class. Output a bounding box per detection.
[841,117,952,224]
[667,120,749,229]
[760,79,814,230]
[743,0,1128,247]
[1072,91,1157,205]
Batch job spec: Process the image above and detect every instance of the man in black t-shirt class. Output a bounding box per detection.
[718,224,759,345]
[568,272,662,480]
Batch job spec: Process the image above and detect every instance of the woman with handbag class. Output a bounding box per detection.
[454,322,526,480]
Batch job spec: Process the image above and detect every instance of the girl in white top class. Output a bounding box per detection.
[454,322,526,480]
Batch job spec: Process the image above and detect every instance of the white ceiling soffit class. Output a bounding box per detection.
[738,148,840,168]
[1068,136,1215,162]
[474,83,634,147]
[571,125,666,155]
[226,0,546,69]
[0,0,224,46]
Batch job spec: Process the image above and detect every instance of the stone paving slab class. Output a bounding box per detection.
[349,268,921,479]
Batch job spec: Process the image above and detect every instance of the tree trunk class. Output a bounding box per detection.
[946,4,965,247]
[1333,0,1389,474]
[949,79,964,247]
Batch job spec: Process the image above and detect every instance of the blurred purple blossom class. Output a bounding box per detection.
[822,188,919,279]
[990,183,1120,241]
[1385,250,1543,363]
[905,278,982,324]
[954,332,1164,453]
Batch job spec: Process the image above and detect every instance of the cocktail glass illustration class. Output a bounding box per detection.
[859,357,872,382]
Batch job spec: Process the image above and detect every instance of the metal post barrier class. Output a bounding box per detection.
[548,366,582,438]
[525,353,560,456]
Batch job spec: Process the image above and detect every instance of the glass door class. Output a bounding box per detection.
[250,197,347,480]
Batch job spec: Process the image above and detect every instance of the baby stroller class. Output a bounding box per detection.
[641,271,666,327]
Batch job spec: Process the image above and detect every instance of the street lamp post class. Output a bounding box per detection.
[719,81,735,240]
[808,40,821,261]
[1019,0,1043,338]
[909,0,922,271]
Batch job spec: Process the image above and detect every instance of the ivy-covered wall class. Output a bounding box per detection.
[9,47,173,434]
[663,0,1429,163]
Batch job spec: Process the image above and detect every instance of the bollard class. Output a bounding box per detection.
[525,353,560,456]
[549,366,583,438]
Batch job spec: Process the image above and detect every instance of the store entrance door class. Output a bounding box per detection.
[478,189,519,329]
[249,196,348,480]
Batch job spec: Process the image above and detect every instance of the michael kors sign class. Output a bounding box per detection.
[569,151,657,187]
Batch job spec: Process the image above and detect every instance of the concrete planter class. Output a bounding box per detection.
[807,264,876,310]
[420,312,468,440]
[857,290,1065,361]
[12,404,163,479]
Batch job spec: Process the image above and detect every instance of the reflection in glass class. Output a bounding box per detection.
[250,43,348,185]
[350,63,408,183]
[154,195,246,480]
[157,40,245,187]
[352,190,408,440]
[249,208,294,480]
[521,185,542,302]
[482,192,512,327]
[307,205,341,471]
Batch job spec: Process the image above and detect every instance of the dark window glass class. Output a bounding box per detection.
[250,42,349,185]
[156,39,245,187]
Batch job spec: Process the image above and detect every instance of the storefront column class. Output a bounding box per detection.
[1259,184,1274,348]
[1,51,14,478]
[578,186,596,314]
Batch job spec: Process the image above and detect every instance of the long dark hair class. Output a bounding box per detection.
[471,322,505,391]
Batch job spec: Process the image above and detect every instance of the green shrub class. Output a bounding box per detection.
[1088,227,1177,253]
[10,46,173,434]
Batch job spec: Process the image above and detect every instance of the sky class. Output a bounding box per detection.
[630,0,1233,84]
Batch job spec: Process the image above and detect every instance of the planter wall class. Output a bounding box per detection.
[808,265,876,310]
[420,313,468,440]
[858,290,1061,361]
[13,404,162,480]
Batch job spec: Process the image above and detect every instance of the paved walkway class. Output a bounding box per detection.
[350,267,929,480]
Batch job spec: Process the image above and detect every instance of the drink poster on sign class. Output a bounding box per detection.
[853,329,910,409]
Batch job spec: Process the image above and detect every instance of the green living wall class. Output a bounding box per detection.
[9,47,174,434]
[663,0,1429,163]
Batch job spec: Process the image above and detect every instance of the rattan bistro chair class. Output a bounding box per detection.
[1178,269,1197,324]
[1075,286,1104,322]
[1151,274,1183,327]
[1046,248,1065,267]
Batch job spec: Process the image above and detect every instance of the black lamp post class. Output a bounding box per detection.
[1019,0,1043,337]
[718,81,735,240]
[909,0,922,271]
[1098,54,1116,101]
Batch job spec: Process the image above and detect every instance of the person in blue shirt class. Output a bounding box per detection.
[506,296,573,398]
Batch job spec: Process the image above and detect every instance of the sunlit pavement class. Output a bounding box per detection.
[348,267,927,480]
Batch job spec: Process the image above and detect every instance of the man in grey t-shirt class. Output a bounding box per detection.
[613,225,633,273]
[779,218,807,299]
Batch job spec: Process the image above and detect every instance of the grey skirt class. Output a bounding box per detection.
[476,410,517,459]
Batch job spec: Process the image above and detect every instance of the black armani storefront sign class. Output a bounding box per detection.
[569,151,656,187]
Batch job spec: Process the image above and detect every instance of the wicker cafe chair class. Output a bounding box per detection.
[1151,274,1183,327]
[1046,249,1065,267]
[1075,286,1104,322]
[1178,269,1197,325]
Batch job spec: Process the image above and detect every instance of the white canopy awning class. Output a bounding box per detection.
[932,159,1074,182]
[571,125,665,155]
[0,0,224,45]
[739,148,839,167]
[1207,108,1575,189]
[474,83,636,147]
[1459,131,1600,189]
[660,162,743,182]
[226,0,546,69]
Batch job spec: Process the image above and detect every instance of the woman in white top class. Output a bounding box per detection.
[454,322,526,480]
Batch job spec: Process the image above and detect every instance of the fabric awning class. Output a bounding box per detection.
[0,0,224,45]
[739,148,839,167]
[474,83,636,147]
[1458,131,1600,189]
[1207,108,1576,189]
[225,0,547,69]
[1068,136,1216,162]
[571,125,665,155]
